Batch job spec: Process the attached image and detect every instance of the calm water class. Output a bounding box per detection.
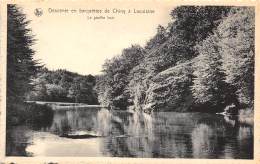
[6,107,253,158]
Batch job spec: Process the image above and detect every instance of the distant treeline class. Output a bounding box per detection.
[96,6,254,113]
[26,68,99,104]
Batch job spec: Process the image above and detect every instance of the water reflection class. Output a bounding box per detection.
[6,108,253,159]
[101,110,154,157]
[192,124,215,158]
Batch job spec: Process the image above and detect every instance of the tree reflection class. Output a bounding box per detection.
[191,124,216,158]
[100,110,154,157]
[6,109,253,158]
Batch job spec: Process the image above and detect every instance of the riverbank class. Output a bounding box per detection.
[238,108,254,126]
[26,101,88,106]
[26,101,108,110]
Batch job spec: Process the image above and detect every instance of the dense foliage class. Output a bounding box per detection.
[26,68,99,104]
[192,7,254,111]
[218,7,254,107]
[96,45,145,110]
[97,6,254,113]
[7,5,45,126]
[7,5,255,119]
[7,5,40,103]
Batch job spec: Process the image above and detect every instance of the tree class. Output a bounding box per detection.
[217,7,254,107]
[96,6,237,112]
[98,45,145,109]
[127,63,149,110]
[191,35,229,111]
[68,76,98,104]
[191,7,254,111]
[26,72,49,101]
[46,84,67,102]
[7,4,42,126]
[7,5,41,103]
[143,6,231,74]
[145,25,168,50]
[129,6,232,112]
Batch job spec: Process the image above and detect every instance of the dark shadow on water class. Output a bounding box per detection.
[60,134,102,139]
[6,126,33,156]
[6,103,54,156]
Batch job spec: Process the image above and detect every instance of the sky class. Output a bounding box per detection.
[21,1,173,75]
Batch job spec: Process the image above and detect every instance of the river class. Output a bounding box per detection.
[6,107,253,158]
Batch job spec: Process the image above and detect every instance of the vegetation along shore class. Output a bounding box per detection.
[7,5,254,127]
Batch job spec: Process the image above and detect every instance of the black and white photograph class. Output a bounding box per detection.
[0,0,258,162]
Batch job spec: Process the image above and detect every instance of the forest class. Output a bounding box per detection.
[26,68,98,104]
[96,6,254,113]
[7,5,254,126]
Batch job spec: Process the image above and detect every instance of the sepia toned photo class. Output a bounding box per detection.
[0,0,259,163]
